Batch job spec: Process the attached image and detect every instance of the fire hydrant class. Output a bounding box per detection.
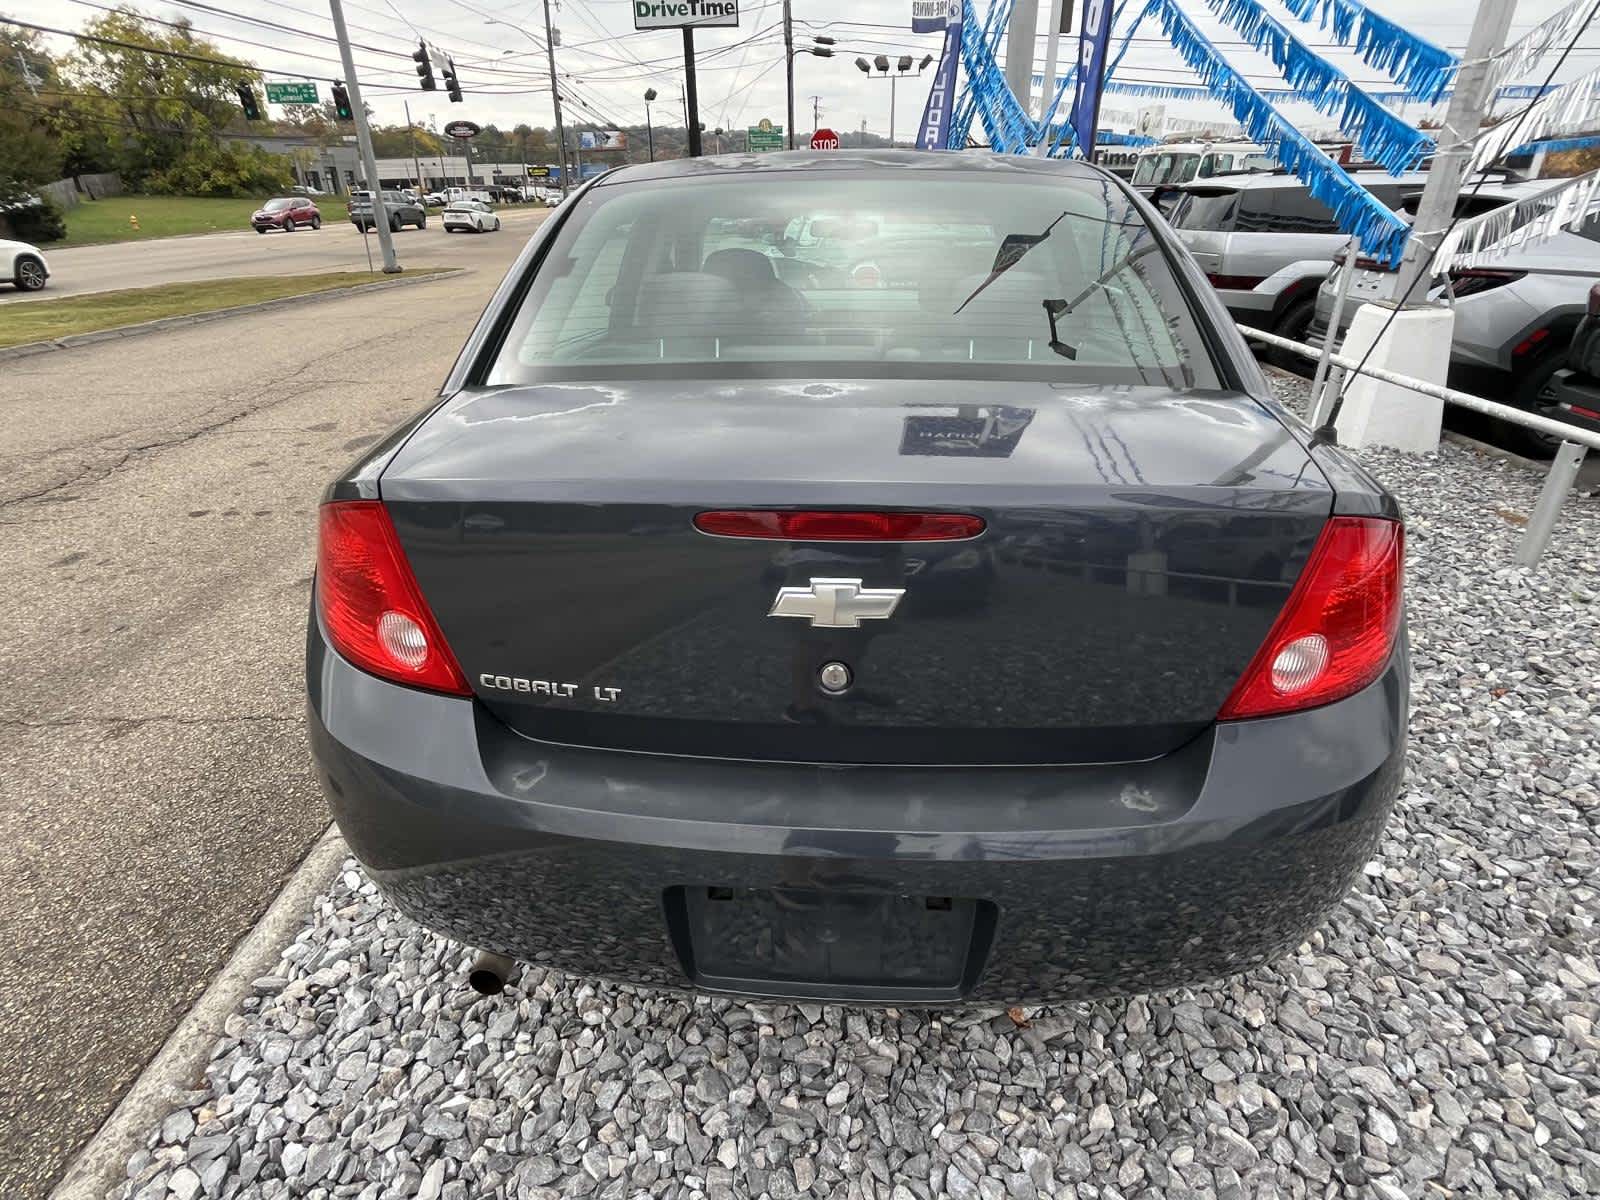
[129,214,140,231]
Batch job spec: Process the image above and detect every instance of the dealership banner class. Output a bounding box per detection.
[914,0,963,149]
[580,130,628,150]
[1069,0,1113,158]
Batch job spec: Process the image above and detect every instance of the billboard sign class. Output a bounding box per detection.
[633,0,738,29]
[580,130,628,150]
[444,120,481,139]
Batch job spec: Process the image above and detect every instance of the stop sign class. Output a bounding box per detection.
[810,128,840,150]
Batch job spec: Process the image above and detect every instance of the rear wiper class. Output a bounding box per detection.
[1036,241,1164,362]
[1041,299,1078,360]
[953,210,1070,314]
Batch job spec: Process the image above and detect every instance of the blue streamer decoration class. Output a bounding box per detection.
[1509,133,1600,156]
[1199,0,1430,173]
[1147,0,1410,264]
[1069,79,1550,104]
[956,0,1036,153]
[948,0,1012,149]
[1280,0,1457,102]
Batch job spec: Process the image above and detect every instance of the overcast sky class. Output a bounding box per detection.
[8,0,1599,145]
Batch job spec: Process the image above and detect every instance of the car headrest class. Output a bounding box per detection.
[633,272,744,336]
[703,248,781,290]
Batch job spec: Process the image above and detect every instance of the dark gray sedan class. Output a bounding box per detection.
[348,188,426,233]
[307,151,1407,1004]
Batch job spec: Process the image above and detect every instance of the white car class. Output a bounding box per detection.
[2,239,49,291]
[443,200,500,234]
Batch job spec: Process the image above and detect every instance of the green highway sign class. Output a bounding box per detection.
[264,81,319,104]
[747,120,783,152]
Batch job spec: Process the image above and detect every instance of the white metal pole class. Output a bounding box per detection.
[1519,441,1589,565]
[1309,238,1359,426]
[329,0,397,272]
[1037,0,1066,143]
[1005,0,1040,108]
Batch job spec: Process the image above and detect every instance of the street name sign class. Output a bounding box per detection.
[264,81,318,104]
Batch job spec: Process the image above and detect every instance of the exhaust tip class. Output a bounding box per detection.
[467,950,516,995]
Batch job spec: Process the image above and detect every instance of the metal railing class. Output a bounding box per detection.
[1240,323,1597,566]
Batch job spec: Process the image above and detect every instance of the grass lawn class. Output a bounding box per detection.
[0,270,443,348]
[59,194,350,247]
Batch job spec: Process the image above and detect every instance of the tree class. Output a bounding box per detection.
[0,28,69,202]
[63,9,286,195]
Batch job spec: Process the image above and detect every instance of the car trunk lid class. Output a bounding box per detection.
[379,379,1333,765]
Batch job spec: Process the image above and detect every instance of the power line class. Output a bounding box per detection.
[57,0,417,84]
[0,14,337,81]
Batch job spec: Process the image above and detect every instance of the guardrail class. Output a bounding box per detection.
[1239,323,1597,566]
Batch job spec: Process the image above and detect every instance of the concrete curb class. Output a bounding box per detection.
[0,268,461,364]
[49,824,349,1200]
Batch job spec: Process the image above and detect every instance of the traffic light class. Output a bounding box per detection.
[441,54,462,102]
[236,83,261,121]
[413,41,436,91]
[331,81,353,121]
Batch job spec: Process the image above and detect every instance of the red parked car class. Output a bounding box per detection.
[251,196,321,233]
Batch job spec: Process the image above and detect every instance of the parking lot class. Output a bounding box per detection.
[7,165,1600,1200]
[9,248,1595,1195]
[100,401,1600,1200]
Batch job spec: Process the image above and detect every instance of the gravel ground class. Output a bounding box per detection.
[112,378,1599,1200]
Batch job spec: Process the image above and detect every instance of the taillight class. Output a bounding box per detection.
[316,501,471,696]
[695,510,985,541]
[1218,517,1404,720]
[1448,268,1525,299]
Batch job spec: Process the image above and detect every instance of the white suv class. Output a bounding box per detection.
[1162,172,1423,364]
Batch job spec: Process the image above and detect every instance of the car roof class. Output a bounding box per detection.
[596,148,1115,188]
[1170,170,1433,192]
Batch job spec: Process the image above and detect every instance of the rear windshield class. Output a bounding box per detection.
[484,172,1218,388]
[1132,153,1200,187]
[1170,189,1240,230]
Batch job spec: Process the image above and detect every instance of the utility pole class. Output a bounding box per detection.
[328,0,397,272]
[811,95,821,133]
[404,99,423,191]
[783,0,796,149]
[1393,0,1515,301]
[541,0,570,196]
[683,29,703,156]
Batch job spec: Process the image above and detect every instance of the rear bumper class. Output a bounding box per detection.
[307,620,1408,1003]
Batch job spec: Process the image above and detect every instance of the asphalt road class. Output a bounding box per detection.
[0,215,544,1198]
[1,204,553,302]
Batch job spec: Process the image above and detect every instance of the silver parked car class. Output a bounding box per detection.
[1162,173,1423,360]
[1312,180,1600,455]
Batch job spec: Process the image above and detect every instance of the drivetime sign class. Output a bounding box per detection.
[634,0,738,29]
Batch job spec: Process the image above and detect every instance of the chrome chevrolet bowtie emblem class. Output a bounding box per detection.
[768,578,906,628]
